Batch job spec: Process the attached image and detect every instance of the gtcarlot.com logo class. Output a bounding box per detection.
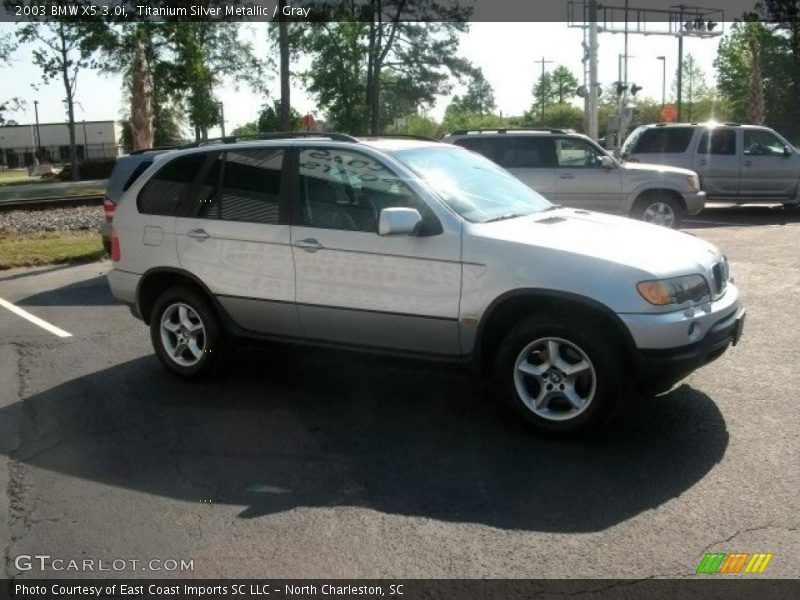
[696,552,773,574]
[14,554,194,572]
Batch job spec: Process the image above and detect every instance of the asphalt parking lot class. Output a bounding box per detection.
[1,205,798,579]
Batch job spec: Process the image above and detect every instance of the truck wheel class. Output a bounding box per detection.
[633,193,684,228]
[494,314,629,438]
[149,286,227,380]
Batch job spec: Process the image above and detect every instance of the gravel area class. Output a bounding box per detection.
[0,205,104,234]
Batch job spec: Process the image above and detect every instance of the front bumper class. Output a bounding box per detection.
[632,305,745,393]
[683,190,706,216]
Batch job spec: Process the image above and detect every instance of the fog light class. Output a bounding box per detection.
[688,322,697,337]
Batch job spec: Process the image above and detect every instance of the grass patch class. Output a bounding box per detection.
[0,169,35,187]
[0,180,106,202]
[0,231,104,270]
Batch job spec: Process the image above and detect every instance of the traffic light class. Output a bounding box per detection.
[630,84,643,96]
[615,81,627,95]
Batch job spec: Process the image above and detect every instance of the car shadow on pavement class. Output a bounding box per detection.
[15,275,116,307]
[683,204,800,229]
[0,347,729,533]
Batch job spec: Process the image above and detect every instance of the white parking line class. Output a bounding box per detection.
[0,297,72,338]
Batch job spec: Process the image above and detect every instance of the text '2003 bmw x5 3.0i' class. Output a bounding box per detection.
[107,133,745,438]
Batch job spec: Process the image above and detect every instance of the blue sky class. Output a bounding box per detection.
[0,22,722,137]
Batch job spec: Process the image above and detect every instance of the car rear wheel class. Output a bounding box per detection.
[633,194,684,228]
[494,314,628,438]
[149,286,226,379]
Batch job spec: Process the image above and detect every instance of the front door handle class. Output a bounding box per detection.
[294,238,324,252]
[559,173,575,180]
[187,228,210,240]
[699,159,708,166]
[744,160,753,167]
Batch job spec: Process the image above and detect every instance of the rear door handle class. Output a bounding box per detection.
[294,238,324,252]
[559,173,575,180]
[699,159,708,166]
[187,228,210,240]
[744,160,753,167]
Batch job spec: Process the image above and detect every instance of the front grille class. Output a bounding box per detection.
[711,259,728,296]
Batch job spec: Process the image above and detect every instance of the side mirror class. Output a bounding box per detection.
[378,207,422,236]
[784,145,793,157]
[599,155,616,169]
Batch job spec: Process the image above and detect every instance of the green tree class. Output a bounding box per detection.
[16,22,101,179]
[299,2,472,134]
[447,68,496,116]
[672,53,710,121]
[532,71,554,114]
[523,103,583,131]
[258,100,301,131]
[716,19,792,135]
[757,0,800,140]
[0,32,22,126]
[550,66,579,104]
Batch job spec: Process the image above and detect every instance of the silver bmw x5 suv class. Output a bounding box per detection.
[107,133,745,437]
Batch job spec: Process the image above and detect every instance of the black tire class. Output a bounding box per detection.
[494,313,630,438]
[632,193,685,229]
[149,286,227,380]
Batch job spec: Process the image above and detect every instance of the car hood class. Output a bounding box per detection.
[475,208,721,278]
[621,161,696,177]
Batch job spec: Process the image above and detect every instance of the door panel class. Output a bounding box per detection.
[290,147,462,355]
[692,128,740,197]
[740,129,798,197]
[173,148,301,337]
[554,138,623,212]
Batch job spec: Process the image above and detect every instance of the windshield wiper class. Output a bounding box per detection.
[543,204,563,211]
[483,213,527,223]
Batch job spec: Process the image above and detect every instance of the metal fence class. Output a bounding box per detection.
[0,143,124,169]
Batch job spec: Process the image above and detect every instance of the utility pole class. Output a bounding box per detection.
[217,102,226,138]
[587,0,599,141]
[676,4,685,121]
[535,57,554,123]
[33,100,42,164]
[657,56,666,107]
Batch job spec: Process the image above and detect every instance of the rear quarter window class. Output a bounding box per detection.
[137,154,207,216]
[630,127,695,154]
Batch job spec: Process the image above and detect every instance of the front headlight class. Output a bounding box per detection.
[637,274,711,306]
[687,174,701,192]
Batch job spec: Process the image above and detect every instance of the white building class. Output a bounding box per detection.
[0,120,122,167]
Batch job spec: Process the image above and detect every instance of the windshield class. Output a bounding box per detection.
[393,146,553,223]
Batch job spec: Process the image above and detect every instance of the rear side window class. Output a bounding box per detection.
[631,127,694,153]
[122,160,153,191]
[697,129,736,155]
[196,149,284,224]
[453,137,504,164]
[137,154,206,216]
[455,137,556,168]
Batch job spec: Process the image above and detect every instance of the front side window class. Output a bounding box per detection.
[196,149,284,224]
[394,146,552,223]
[743,130,786,156]
[697,129,737,155]
[138,153,207,216]
[555,138,605,168]
[298,148,426,233]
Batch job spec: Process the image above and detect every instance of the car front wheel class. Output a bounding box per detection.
[633,193,684,228]
[149,286,226,379]
[495,314,629,438]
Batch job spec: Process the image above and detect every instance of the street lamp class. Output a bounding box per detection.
[656,56,666,107]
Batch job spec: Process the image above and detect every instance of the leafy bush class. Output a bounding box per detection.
[58,159,116,181]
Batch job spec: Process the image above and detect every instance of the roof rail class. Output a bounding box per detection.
[449,127,568,135]
[178,131,359,149]
[360,134,440,142]
[128,145,182,155]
